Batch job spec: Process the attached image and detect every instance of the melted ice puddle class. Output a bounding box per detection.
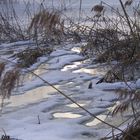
[66,103,86,108]
[73,68,104,75]
[61,62,81,71]
[2,86,55,108]
[86,115,107,126]
[53,112,82,119]
[66,100,90,108]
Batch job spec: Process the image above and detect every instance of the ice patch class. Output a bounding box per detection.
[53,112,82,119]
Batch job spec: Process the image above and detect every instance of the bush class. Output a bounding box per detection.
[81,0,140,83]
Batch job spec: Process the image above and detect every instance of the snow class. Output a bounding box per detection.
[0,42,118,139]
[0,40,34,48]
[48,54,84,69]
[0,0,139,140]
[53,112,82,119]
[0,42,124,140]
[96,79,140,90]
[50,49,75,57]
[86,115,107,126]
[20,70,77,91]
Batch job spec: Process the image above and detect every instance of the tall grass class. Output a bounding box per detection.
[28,9,65,44]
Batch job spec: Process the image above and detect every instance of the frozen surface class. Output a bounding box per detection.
[0,40,128,140]
[0,0,139,140]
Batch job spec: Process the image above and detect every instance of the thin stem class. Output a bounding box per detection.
[119,0,134,35]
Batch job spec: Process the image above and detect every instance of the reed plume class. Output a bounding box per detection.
[0,68,20,99]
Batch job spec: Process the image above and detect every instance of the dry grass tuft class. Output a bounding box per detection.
[16,47,53,68]
[91,4,104,13]
[120,121,140,140]
[0,68,20,99]
[112,101,130,116]
[112,88,140,115]
[29,10,63,32]
[28,10,64,44]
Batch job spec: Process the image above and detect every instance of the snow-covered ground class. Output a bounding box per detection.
[0,0,140,140]
[1,41,139,140]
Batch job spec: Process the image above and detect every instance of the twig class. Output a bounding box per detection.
[119,0,133,34]
[37,115,41,124]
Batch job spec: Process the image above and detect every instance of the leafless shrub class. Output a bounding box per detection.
[81,0,140,83]
[0,10,25,43]
[78,1,140,138]
[96,68,122,84]
[120,120,140,140]
[81,28,120,58]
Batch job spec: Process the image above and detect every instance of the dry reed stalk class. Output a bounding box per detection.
[0,62,5,78]
[28,10,64,43]
[124,0,133,7]
[29,10,63,32]
[91,4,104,13]
[0,68,20,99]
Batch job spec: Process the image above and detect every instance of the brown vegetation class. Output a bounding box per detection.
[0,68,19,99]
[0,12,25,43]
[16,47,53,68]
[28,10,65,44]
[80,1,140,139]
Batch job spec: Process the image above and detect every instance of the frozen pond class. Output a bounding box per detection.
[0,41,120,140]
